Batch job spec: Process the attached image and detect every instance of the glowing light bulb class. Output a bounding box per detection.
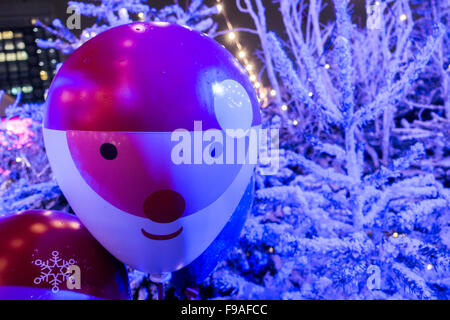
[293,119,299,126]
[228,32,236,41]
[254,82,261,88]
[216,4,223,13]
[400,14,407,21]
[249,74,256,82]
[324,64,330,69]
[40,70,48,81]
[238,51,246,59]
[15,157,22,163]
[270,89,277,97]
[308,92,313,97]
[137,12,145,20]
[246,64,253,71]
[392,232,399,238]
[426,264,433,270]
[281,104,288,111]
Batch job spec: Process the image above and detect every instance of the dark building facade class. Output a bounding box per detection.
[0,0,61,103]
[0,26,60,103]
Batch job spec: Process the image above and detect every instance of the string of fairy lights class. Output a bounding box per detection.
[214,0,277,107]
[212,1,414,126]
[214,1,304,128]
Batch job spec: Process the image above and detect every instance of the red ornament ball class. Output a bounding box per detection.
[0,210,130,300]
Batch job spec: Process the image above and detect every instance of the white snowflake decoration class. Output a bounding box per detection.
[32,250,77,293]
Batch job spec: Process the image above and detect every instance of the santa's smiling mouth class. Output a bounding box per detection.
[141,227,183,240]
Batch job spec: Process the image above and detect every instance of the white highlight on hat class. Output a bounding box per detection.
[213,79,253,135]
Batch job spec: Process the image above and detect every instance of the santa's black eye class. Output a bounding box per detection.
[100,143,118,160]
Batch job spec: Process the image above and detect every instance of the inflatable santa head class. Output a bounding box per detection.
[43,22,260,284]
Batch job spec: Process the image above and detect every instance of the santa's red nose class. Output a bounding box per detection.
[143,190,185,223]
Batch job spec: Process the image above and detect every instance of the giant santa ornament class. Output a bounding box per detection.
[43,22,261,285]
[0,210,129,299]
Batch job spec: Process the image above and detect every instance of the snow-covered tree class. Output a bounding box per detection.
[36,0,220,54]
[201,0,449,299]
